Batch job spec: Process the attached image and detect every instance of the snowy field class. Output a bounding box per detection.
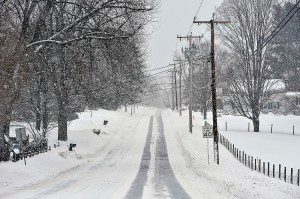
[162,110,300,198]
[201,112,300,169]
[215,113,300,136]
[0,107,299,198]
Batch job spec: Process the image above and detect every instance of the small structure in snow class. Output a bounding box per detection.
[93,129,101,135]
[69,143,77,151]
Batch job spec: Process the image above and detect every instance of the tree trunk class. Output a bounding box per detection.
[42,98,49,138]
[57,87,68,141]
[0,119,11,161]
[57,101,68,141]
[36,92,41,131]
[252,110,260,132]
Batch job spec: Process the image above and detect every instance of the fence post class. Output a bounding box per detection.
[271,124,273,133]
[239,151,241,162]
[245,154,247,166]
[242,151,244,163]
[248,155,250,168]
[284,167,287,182]
[233,145,235,156]
[297,169,299,186]
[222,135,224,145]
[259,159,261,173]
[226,122,227,131]
[273,164,275,178]
[291,168,293,184]
[251,156,253,170]
[263,162,265,175]
[248,122,250,132]
[268,162,270,177]
[255,159,257,171]
[293,125,295,135]
[279,164,281,179]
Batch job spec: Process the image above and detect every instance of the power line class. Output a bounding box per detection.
[144,60,189,74]
[144,65,172,73]
[215,0,300,57]
[146,63,188,77]
[146,68,172,77]
[187,0,205,35]
[260,0,300,50]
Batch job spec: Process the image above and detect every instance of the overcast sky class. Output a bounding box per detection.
[147,0,224,70]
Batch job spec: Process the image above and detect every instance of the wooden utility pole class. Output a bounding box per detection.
[177,34,203,133]
[173,63,178,111]
[173,59,183,116]
[171,68,175,110]
[179,60,182,116]
[193,14,229,165]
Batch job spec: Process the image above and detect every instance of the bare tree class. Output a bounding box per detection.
[0,0,156,142]
[217,0,276,132]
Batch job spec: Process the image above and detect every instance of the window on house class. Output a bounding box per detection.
[273,102,280,109]
[296,97,300,106]
[267,102,280,109]
[267,102,272,109]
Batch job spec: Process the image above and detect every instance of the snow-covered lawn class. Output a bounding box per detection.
[163,109,300,198]
[202,112,300,169]
[0,106,158,197]
[214,112,299,136]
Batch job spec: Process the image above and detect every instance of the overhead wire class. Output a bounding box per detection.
[144,65,172,73]
[213,0,300,57]
[187,0,205,35]
[259,0,300,50]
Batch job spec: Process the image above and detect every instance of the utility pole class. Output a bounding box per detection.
[173,63,178,111]
[173,59,183,116]
[179,60,182,116]
[177,34,203,133]
[171,68,175,110]
[193,14,229,165]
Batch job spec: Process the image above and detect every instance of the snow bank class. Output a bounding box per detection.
[162,109,300,199]
[0,107,154,195]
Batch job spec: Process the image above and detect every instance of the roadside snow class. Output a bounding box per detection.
[162,109,300,199]
[201,111,300,169]
[0,106,157,197]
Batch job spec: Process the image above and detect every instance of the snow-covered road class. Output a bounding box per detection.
[1,107,300,199]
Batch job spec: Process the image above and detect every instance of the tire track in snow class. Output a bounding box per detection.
[125,116,154,199]
[154,112,191,199]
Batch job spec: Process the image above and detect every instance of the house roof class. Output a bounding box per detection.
[267,79,285,91]
[285,92,300,97]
